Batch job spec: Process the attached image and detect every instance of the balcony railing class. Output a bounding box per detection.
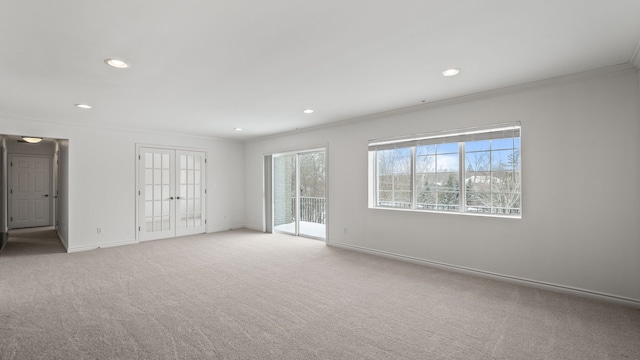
[291,196,325,224]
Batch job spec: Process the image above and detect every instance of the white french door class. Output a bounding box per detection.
[137,147,206,241]
[9,156,52,229]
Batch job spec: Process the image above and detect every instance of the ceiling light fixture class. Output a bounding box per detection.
[234,128,243,131]
[303,109,314,114]
[75,103,92,109]
[442,68,460,77]
[104,58,130,69]
[22,137,43,144]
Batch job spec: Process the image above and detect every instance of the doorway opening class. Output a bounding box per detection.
[268,148,327,241]
[136,146,207,242]
[1,134,69,254]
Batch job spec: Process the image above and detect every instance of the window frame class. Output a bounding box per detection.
[368,124,521,218]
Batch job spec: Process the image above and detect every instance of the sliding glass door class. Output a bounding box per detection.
[273,154,297,235]
[272,149,326,240]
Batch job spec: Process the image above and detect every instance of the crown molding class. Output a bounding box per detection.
[245,64,638,143]
[0,112,241,144]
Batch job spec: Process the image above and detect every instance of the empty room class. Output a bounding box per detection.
[1,1,639,359]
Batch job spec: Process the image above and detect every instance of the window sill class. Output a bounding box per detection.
[368,206,522,219]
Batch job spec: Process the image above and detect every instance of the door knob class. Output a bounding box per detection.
[169,196,174,200]
[44,194,49,197]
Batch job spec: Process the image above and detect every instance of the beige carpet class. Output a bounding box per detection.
[1,229,639,360]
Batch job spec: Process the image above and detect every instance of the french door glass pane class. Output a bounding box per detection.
[177,154,204,231]
[144,150,172,233]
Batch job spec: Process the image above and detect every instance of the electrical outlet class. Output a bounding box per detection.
[97,227,103,235]
[343,227,348,235]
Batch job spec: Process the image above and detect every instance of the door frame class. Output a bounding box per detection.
[135,144,208,242]
[7,154,54,229]
[268,145,328,242]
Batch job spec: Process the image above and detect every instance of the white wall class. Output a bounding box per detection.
[57,139,69,248]
[0,120,244,252]
[244,67,640,304]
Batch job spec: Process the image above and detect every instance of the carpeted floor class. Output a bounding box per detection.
[1,229,639,359]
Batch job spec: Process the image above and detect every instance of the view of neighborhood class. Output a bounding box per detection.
[376,137,521,215]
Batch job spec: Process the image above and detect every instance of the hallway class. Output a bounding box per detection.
[0,227,65,257]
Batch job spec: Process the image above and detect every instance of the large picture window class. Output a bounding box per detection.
[369,124,521,217]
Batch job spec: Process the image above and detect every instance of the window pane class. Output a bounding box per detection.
[379,190,392,202]
[437,154,459,172]
[491,138,513,151]
[416,155,435,174]
[371,125,520,217]
[466,140,490,152]
[437,142,458,154]
[162,154,170,169]
[416,145,436,156]
[393,156,411,174]
[492,193,520,214]
[393,175,411,191]
[466,151,490,172]
[145,153,153,168]
[417,191,436,208]
[492,149,516,171]
[379,174,393,190]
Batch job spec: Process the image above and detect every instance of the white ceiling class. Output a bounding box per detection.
[1,1,639,140]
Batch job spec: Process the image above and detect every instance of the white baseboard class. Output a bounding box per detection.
[207,224,247,233]
[328,241,640,309]
[67,239,138,253]
[242,224,263,232]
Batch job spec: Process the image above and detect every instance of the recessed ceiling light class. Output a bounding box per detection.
[75,103,92,109]
[104,58,130,69]
[234,128,243,131]
[22,137,43,144]
[442,68,460,77]
[303,109,314,114]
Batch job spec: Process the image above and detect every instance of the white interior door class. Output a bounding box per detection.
[176,151,206,237]
[138,148,176,241]
[10,156,51,229]
[138,147,206,241]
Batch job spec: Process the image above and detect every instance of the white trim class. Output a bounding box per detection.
[328,241,640,309]
[207,224,246,233]
[246,64,637,143]
[368,124,520,147]
[67,239,138,253]
[0,112,242,144]
[243,224,263,232]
